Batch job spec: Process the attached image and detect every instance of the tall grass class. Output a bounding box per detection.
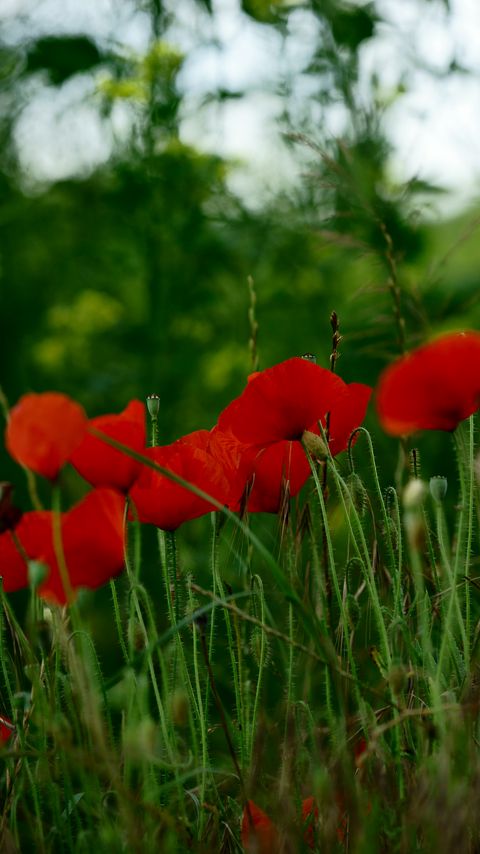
[1,408,479,853]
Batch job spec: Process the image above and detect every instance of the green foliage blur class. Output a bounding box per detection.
[1,0,479,498]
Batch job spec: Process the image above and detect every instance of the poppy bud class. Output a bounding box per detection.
[346,472,367,516]
[28,560,48,589]
[429,476,448,504]
[301,430,329,460]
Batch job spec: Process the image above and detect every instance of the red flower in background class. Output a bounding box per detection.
[302,797,319,849]
[241,801,278,854]
[70,400,146,492]
[0,715,15,744]
[376,331,480,436]
[5,392,87,480]
[129,429,254,530]
[0,489,125,604]
[218,358,371,513]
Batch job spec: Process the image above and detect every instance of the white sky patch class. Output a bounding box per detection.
[2,0,480,212]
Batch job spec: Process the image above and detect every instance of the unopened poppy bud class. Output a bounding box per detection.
[28,560,48,589]
[346,472,367,516]
[402,478,427,510]
[301,430,328,460]
[146,394,160,419]
[429,476,447,504]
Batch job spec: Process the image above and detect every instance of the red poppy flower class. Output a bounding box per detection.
[5,392,87,480]
[302,797,319,849]
[376,331,480,436]
[129,429,254,530]
[218,358,371,513]
[0,715,14,744]
[70,400,146,492]
[0,489,125,604]
[241,801,278,854]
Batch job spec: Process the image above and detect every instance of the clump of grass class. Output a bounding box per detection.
[0,397,478,854]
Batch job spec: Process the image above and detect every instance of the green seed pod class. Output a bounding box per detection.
[346,593,361,627]
[429,476,448,504]
[146,394,160,418]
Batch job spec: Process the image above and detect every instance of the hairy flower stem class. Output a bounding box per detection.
[349,428,397,581]
[304,445,363,714]
[435,420,475,711]
[458,416,475,668]
[247,575,267,764]
[187,586,209,836]
[157,530,201,759]
[51,486,74,604]
[207,516,245,765]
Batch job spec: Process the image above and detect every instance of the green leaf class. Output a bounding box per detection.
[25,36,104,85]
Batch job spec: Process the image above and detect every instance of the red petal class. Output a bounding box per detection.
[71,400,146,492]
[324,382,372,455]
[219,357,346,445]
[0,511,52,593]
[302,797,319,849]
[129,432,235,530]
[241,801,278,854]
[376,332,480,435]
[38,489,125,605]
[0,716,14,744]
[5,392,87,480]
[247,441,311,514]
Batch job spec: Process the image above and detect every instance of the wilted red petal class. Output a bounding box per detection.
[129,431,237,530]
[302,797,319,850]
[241,801,278,854]
[0,490,125,604]
[5,392,87,480]
[376,332,480,436]
[70,400,146,492]
[219,358,347,444]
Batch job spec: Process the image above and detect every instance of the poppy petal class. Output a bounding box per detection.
[5,392,87,480]
[241,801,278,854]
[39,488,126,605]
[247,441,311,514]
[376,332,480,435]
[219,357,346,444]
[0,490,125,604]
[70,399,146,492]
[129,432,234,530]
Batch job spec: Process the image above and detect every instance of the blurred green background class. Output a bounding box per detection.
[1,0,480,503]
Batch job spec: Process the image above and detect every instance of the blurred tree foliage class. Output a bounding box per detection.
[1,0,479,497]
